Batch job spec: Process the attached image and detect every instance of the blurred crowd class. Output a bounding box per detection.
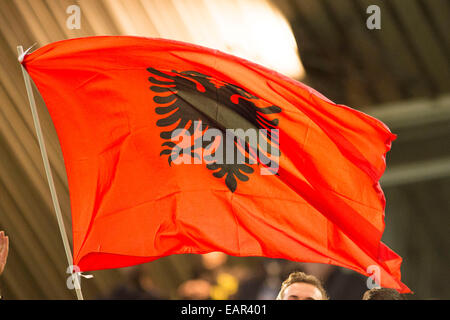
[98,251,404,300]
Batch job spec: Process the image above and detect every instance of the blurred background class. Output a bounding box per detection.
[0,0,448,300]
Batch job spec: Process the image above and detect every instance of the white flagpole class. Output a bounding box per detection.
[17,45,84,300]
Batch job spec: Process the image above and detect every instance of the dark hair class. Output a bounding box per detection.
[277,271,329,300]
[362,288,406,300]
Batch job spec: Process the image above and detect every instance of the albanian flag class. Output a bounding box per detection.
[21,36,409,292]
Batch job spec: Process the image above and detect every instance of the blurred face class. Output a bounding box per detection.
[282,282,324,300]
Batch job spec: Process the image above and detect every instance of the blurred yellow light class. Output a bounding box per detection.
[177,0,305,79]
[216,272,239,294]
[106,0,305,79]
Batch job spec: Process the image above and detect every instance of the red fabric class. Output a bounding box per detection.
[22,36,409,292]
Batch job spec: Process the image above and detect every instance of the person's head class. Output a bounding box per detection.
[362,288,405,300]
[201,252,228,270]
[276,271,328,300]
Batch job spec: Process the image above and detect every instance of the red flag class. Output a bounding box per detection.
[22,36,409,292]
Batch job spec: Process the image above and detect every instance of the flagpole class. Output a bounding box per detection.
[17,45,84,300]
